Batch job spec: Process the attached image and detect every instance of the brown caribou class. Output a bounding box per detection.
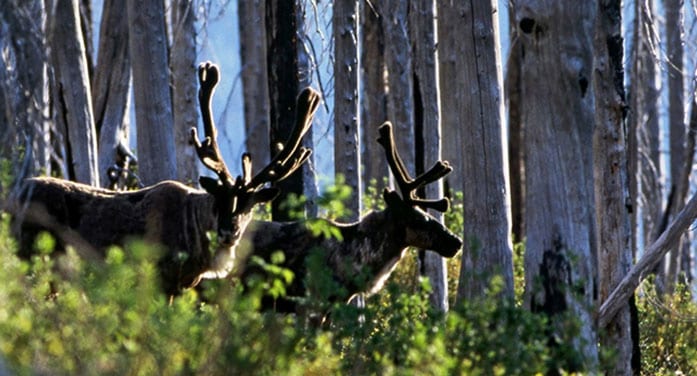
[9,62,321,296]
[236,122,462,313]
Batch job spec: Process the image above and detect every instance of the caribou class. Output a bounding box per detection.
[237,122,463,313]
[9,62,321,296]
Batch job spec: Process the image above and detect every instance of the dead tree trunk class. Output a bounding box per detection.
[409,0,450,311]
[592,0,633,373]
[93,0,132,188]
[333,0,361,219]
[50,0,100,186]
[127,0,177,185]
[171,0,198,184]
[516,0,599,370]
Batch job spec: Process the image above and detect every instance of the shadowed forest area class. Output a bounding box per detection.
[1,0,697,374]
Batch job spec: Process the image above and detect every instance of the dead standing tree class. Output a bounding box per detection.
[239,122,463,313]
[9,63,320,297]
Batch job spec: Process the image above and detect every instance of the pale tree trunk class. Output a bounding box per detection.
[592,1,633,374]
[630,0,662,258]
[93,0,132,188]
[663,0,686,295]
[171,0,198,184]
[360,1,388,194]
[50,0,100,186]
[239,0,270,176]
[442,0,513,302]
[0,1,50,182]
[409,0,449,311]
[380,0,415,174]
[127,0,177,185]
[436,0,463,198]
[333,0,361,219]
[506,6,525,243]
[515,0,598,371]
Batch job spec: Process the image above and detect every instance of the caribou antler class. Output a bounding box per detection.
[191,62,234,187]
[377,122,452,212]
[245,87,320,191]
[191,61,320,199]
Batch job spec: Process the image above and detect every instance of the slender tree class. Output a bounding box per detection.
[93,0,132,188]
[592,0,633,373]
[127,0,177,185]
[515,0,598,370]
[409,0,449,311]
[239,0,270,176]
[171,0,198,184]
[360,1,388,194]
[333,0,361,219]
[50,0,100,186]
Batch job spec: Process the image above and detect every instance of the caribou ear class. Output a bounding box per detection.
[199,176,222,194]
[253,187,280,204]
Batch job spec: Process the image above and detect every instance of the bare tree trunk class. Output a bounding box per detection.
[436,1,463,199]
[506,8,525,243]
[380,0,415,174]
[592,1,633,373]
[93,0,132,188]
[266,0,304,221]
[663,0,685,294]
[0,1,50,182]
[333,0,361,219]
[441,0,513,302]
[515,0,598,370]
[360,1,388,194]
[409,0,449,311]
[171,0,198,184]
[239,0,270,176]
[50,0,100,186]
[127,0,177,185]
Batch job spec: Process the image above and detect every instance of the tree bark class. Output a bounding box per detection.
[127,0,177,185]
[663,0,686,295]
[515,0,598,370]
[443,0,513,302]
[380,0,415,174]
[93,0,132,188]
[50,0,100,186]
[239,0,270,176]
[506,10,525,243]
[409,0,449,311]
[171,0,198,184]
[266,0,304,221]
[360,2,388,194]
[436,0,463,198]
[333,0,361,220]
[592,1,633,373]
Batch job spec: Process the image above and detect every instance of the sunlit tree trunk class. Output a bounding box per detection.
[333,0,361,219]
[239,0,270,176]
[127,0,177,185]
[515,0,598,370]
[439,0,513,302]
[50,0,100,186]
[171,0,198,184]
[93,0,131,188]
[592,1,633,373]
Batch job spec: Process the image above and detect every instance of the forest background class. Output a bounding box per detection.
[2,0,697,375]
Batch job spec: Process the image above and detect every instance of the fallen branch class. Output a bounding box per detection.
[598,190,697,328]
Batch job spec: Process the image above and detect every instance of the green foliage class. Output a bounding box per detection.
[638,280,697,375]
